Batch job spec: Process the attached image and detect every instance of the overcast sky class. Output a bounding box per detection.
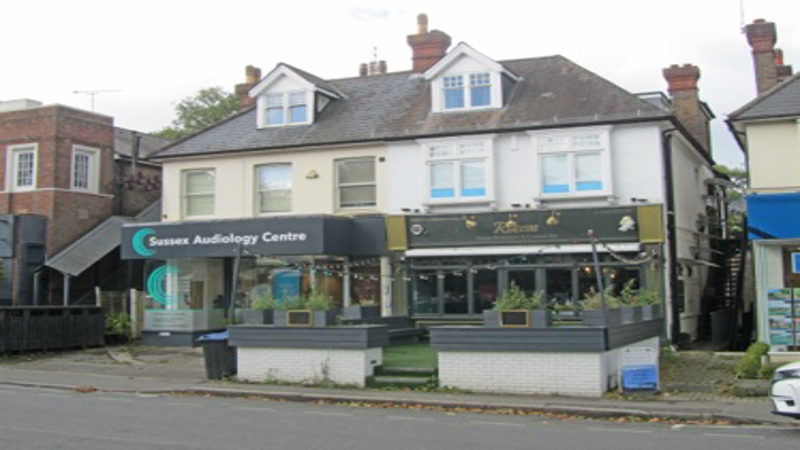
[3,0,799,166]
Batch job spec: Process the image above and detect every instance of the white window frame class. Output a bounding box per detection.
[6,143,38,192]
[335,157,377,210]
[255,163,292,214]
[261,90,311,127]
[181,168,216,218]
[529,127,613,200]
[432,71,502,113]
[422,137,495,204]
[70,145,101,193]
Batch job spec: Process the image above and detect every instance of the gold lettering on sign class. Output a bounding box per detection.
[493,221,540,234]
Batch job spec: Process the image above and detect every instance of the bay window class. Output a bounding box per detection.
[425,138,493,203]
[533,129,611,198]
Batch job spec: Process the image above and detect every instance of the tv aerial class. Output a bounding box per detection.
[73,89,122,112]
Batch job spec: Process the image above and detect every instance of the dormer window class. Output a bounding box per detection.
[250,63,343,129]
[443,72,492,110]
[266,91,309,126]
[424,43,519,114]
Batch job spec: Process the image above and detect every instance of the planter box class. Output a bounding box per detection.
[483,309,552,328]
[274,309,340,327]
[342,305,381,321]
[240,309,274,325]
[642,304,663,320]
[581,308,623,327]
[621,306,643,324]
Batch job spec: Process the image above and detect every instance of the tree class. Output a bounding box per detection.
[154,87,239,140]
[714,164,748,235]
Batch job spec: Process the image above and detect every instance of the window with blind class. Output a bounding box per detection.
[336,158,376,209]
[534,129,610,198]
[425,139,492,203]
[256,164,292,213]
[182,169,215,217]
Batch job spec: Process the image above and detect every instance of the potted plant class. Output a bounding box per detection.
[105,312,131,345]
[637,289,663,320]
[579,286,623,327]
[484,283,551,328]
[343,298,381,321]
[240,292,275,325]
[620,279,644,324]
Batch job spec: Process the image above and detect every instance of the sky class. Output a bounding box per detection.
[2,1,799,167]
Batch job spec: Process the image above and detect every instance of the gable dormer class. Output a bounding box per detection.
[249,64,341,129]
[423,43,520,114]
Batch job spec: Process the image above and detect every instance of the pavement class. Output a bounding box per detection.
[0,346,798,428]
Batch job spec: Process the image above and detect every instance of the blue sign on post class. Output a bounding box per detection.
[620,347,659,392]
[622,365,659,390]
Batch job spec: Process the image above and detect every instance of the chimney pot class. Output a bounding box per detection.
[417,13,428,34]
[378,60,387,75]
[359,63,368,77]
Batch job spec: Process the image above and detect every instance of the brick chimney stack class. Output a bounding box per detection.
[663,64,712,153]
[407,13,452,73]
[744,19,794,94]
[235,65,262,111]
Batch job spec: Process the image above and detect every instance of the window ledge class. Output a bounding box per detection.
[534,193,615,205]
[423,198,495,207]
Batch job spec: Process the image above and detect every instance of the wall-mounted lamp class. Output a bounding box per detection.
[630,197,648,203]
[546,211,561,227]
[306,170,319,179]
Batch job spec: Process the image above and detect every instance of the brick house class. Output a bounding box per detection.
[0,99,164,306]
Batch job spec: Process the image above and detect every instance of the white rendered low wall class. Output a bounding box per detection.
[438,337,659,397]
[237,348,383,387]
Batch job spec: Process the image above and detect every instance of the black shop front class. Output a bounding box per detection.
[400,205,665,321]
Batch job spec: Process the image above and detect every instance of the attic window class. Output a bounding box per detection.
[265,91,309,126]
[442,72,492,111]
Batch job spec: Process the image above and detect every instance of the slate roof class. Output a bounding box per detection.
[114,128,172,159]
[154,56,669,159]
[729,72,800,121]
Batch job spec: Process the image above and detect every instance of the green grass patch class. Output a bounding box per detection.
[383,343,437,368]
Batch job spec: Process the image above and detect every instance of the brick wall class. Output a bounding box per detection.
[0,105,115,257]
[437,337,660,397]
[237,347,383,386]
[115,160,162,217]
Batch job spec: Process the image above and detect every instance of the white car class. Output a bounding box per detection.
[770,361,800,420]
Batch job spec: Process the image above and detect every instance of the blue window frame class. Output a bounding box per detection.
[470,73,491,107]
[444,76,464,109]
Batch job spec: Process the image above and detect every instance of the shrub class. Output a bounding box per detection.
[304,291,333,311]
[579,286,621,310]
[251,292,275,310]
[106,312,131,336]
[494,283,543,310]
[276,296,304,311]
[733,354,761,379]
[758,363,781,380]
[746,341,770,357]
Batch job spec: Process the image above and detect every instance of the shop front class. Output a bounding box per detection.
[121,215,387,346]
[401,205,665,321]
[748,193,800,355]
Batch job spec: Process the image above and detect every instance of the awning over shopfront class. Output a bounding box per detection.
[747,193,800,240]
[121,215,386,260]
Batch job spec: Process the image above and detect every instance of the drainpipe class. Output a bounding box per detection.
[662,129,681,346]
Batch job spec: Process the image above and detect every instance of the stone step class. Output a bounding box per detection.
[374,366,437,377]
[369,375,434,388]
